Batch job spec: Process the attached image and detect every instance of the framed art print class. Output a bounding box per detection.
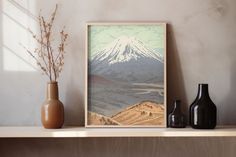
[85,23,167,127]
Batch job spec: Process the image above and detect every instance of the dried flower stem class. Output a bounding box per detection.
[22,4,68,82]
[21,44,50,77]
[38,16,50,74]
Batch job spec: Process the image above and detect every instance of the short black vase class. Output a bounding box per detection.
[168,100,186,128]
[189,84,217,129]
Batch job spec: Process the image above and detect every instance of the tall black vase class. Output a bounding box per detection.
[189,84,217,129]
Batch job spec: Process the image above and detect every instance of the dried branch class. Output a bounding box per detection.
[21,4,68,82]
[20,44,50,77]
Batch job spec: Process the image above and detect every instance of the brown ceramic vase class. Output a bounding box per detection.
[41,81,64,129]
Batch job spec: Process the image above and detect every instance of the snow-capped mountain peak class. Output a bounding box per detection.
[91,36,163,65]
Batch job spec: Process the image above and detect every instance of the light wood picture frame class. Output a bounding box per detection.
[85,22,167,127]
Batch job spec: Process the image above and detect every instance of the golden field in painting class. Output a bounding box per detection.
[88,101,164,126]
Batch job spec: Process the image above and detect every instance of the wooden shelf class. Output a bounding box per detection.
[0,126,236,138]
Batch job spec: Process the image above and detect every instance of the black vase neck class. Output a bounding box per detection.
[196,84,210,99]
[173,100,182,113]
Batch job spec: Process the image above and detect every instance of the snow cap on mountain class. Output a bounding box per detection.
[92,36,163,64]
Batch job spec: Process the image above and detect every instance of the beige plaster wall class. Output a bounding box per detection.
[1,0,236,126]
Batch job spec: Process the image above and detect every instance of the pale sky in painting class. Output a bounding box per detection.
[88,24,165,57]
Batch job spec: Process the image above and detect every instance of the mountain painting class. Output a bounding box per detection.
[86,23,166,127]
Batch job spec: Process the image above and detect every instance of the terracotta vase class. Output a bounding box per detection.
[41,81,64,129]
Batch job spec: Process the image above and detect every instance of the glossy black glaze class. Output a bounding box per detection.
[168,100,186,128]
[189,84,217,129]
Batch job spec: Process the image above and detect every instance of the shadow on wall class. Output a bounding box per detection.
[1,0,38,72]
[0,0,84,126]
[219,53,236,125]
[167,24,188,119]
[63,74,84,126]
[60,4,85,126]
[0,0,45,125]
[0,0,2,71]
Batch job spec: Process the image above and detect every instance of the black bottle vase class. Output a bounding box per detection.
[189,84,217,129]
[168,100,186,128]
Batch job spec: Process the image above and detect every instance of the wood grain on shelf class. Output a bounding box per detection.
[1,137,236,157]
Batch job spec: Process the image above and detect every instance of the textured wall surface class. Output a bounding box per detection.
[0,0,236,156]
[1,0,236,126]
